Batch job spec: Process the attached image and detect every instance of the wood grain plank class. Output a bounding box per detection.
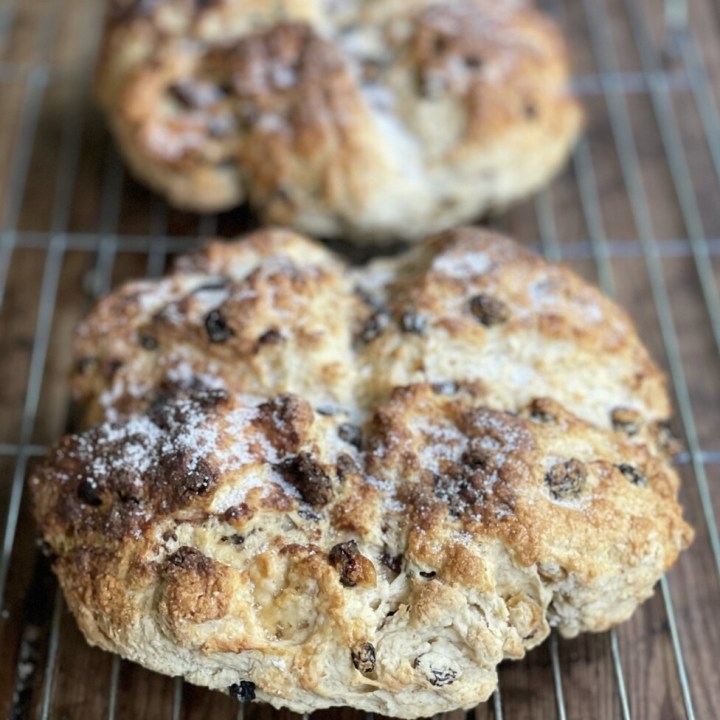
[686,0,720,108]
[0,457,34,719]
[495,646,555,720]
[0,549,55,720]
[0,82,28,226]
[44,608,116,719]
[30,250,97,446]
[663,464,720,720]
[661,255,720,449]
[67,116,113,234]
[602,0,642,73]
[113,661,177,720]
[557,633,619,720]
[0,247,45,444]
[0,0,719,719]
[0,0,47,66]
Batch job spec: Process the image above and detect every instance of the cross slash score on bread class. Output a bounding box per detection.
[31,228,692,718]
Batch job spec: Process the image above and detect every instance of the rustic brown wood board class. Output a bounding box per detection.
[0,0,719,718]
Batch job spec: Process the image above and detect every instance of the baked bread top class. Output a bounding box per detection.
[98,0,582,242]
[32,228,691,718]
[73,227,669,433]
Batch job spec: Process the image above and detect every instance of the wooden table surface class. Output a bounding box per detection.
[0,0,719,718]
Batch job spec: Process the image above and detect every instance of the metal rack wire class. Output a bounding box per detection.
[1,0,718,717]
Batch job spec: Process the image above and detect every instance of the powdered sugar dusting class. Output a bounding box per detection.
[99,377,154,422]
[432,251,492,279]
[190,284,231,310]
[58,390,321,533]
[412,416,466,472]
[137,278,179,314]
[78,415,163,482]
[165,359,227,393]
[529,278,605,325]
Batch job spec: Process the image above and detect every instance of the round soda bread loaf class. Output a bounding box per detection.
[31,228,692,718]
[98,0,582,243]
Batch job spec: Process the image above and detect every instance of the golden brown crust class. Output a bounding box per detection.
[32,228,691,718]
[97,0,583,242]
[72,227,672,434]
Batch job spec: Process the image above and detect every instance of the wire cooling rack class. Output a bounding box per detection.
[0,0,719,718]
